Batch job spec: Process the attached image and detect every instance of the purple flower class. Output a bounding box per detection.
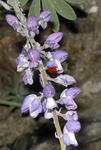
[43,84,56,98]
[29,98,42,118]
[38,11,52,29]
[44,32,63,49]
[53,74,76,87]
[63,132,78,146]
[51,50,68,63]
[22,68,33,85]
[64,88,81,99]
[63,133,71,146]
[16,49,40,73]
[63,126,78,146]
[46,60,64,74]
[60,88,80,110]
[16,54,29,72]
[21,94,33,114]
[5,14,20,30]
[21,94,43,118]
[46,98,57,110]
[65,120,81,133]
[65,111,78,121]
[28,48,40,68]
[27,15,39,35]
[28,48,40,61]
[61,97,77,110]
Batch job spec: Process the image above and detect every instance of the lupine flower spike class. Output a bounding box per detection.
[6,9,81,149]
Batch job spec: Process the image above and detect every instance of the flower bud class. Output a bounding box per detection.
[28,49,40,68]
[54,74,76,87]
[16,54,29,72]
[44,32,63,49]
[28,48,40,61]
[61,88,80,99]
[27,15,39,34]
[43,84,56,98]
[5,14,20,30]
[38,11,52,29]
[51,50,68,63]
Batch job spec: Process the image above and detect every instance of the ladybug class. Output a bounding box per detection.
[47,67,57,73]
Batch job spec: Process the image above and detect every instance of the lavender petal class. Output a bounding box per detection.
[43,84,56,98]
[46,98,57,110]
[22,68,33,85]
[65,120,81,133]
[5,14,20,30]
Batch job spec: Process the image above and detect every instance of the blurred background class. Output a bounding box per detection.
[0,0,101,150]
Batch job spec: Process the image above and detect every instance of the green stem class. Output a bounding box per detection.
[0,100,20,107]
[53,110,66,150]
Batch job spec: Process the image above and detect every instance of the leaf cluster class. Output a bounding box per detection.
[19,0,86,31]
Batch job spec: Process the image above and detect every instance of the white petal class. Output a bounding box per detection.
[60,89,67,98]
[17,55,29,72]
[46,98,57,109]
[44,110,53,119]
[63,126,78,146]
[47,52,53,60]
[68,132,78,146]
[55,60,63,71]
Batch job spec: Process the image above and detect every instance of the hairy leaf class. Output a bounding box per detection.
[19,0,29,6]
[42,0,60,31]
[65,0,86,3]
[29,0,41,17]
[51,0,76,20]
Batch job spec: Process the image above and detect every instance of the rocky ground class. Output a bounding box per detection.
[0,0,101,150]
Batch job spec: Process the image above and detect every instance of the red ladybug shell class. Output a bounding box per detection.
[47,67,57,73]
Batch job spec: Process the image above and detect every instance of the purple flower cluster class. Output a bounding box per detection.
[16,48,40,85]
[6,11,52,34]
[6,10,81,147]
[61,88,81,146]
